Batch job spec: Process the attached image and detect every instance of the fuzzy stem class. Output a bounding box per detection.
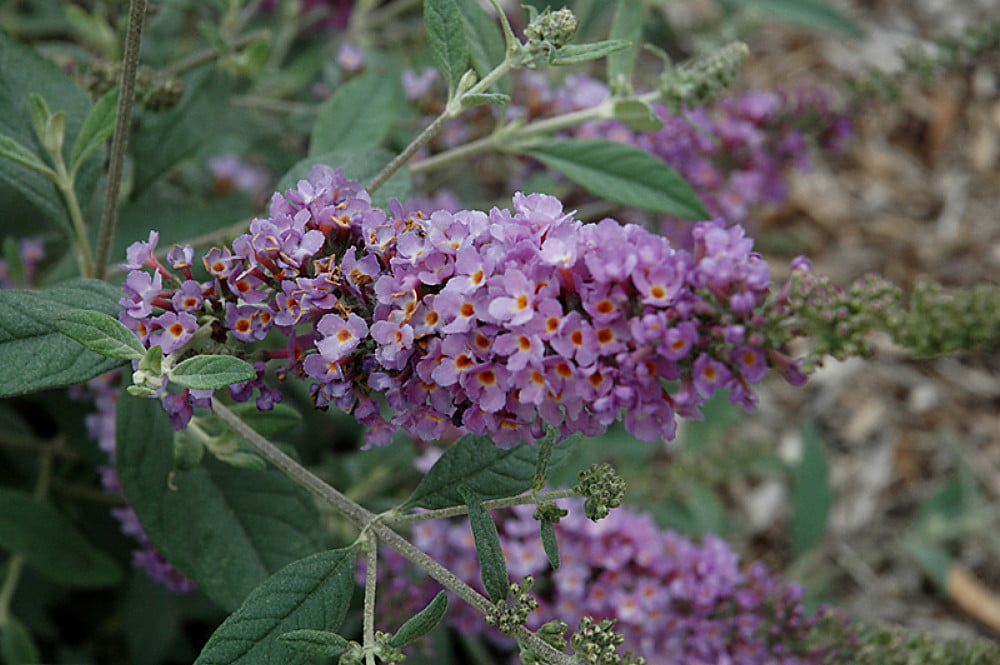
[363,534,378,665]
[210,398,577,665]
[54,168,94,277]
[366,58,514,194]
[93,0,147,281]
[389,489,578,525]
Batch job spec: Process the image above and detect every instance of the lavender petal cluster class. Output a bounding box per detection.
[379,501,848,665]
[519,74,852,229]
[120,165,803,445]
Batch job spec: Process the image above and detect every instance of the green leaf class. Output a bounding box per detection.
[454,0,508,95]
[2,238,24,288]
[1,616,40,665]
[403,433,578,510]
[612,99,663,132]
[0,31,101,232]
[389,591,449,647]
[525,139,709,219]
[460,487,508,604]
[131,69,233,196]
[0,133,53,176]
[540,519,560,569]
[0,488,123,587]
[169,355,257,390]
[789,425,832,555]
[425,0,470,94]
[461,92,510,109]
[278,147,411,209]
[278,629,350,657]
[549,39,631,66]
[310,74,400,156]
[69,86,119,171]
[0,279,125,397]
[607,0,644,91]
[193,548,356,665]
[902,536,951,592]
[27,93,51,143]
[173,429,206,471]
[51,308,146,360]
[117,393,326,610]
[719,0,861,37]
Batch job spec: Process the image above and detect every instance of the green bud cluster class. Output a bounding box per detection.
[81,61,185,111]
[533,500,569,524]
[484,577,539,635]
[827,620,1000,665]
[659,42,749,113]
[575,463,626,521]
[569,617,645,665]
[523,8,579,49]
[374,631,406,665]
[849,19,1000,103]
[519,620,569,665]
[768,269,1000,369]
[767,271,903,372]
[890,277,1000,357]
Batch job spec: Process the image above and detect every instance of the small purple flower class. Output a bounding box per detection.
[148,311,198,354]
[316,313,369,362]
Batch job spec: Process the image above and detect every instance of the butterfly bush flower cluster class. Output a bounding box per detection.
[119,165,804,445]
[379,501,850,665]
[518,73,852,228]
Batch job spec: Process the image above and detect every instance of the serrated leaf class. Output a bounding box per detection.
[425,0,469,94]
[117,393,326,610]
[310,74,399,155]
[789,425,832,555]
[0,488,123,588]
[719,0,861,37]
[389,591,449,648]
[51,308,146,360]
[0,133,52,176]
[540,519,559,569]
[0,279,126,397]
[525,139,709,219]
[70,86,119,171]
[170,355,256,390]
[549,39,631,66]
[454,0,508,95]
[1,616,40,665]
[607,0,643,91]
[403,433,578,510]
[460,486,508,604]
[278,629,350,657]
[193,548,356,665]
[278,147,411,209]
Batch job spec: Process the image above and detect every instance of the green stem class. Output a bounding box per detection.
[52,161,95,277]
[389,489,577,525]
[366,58,514,194]
[93,0,147,281]
[363,534,378,665]
[210,399,576,665]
